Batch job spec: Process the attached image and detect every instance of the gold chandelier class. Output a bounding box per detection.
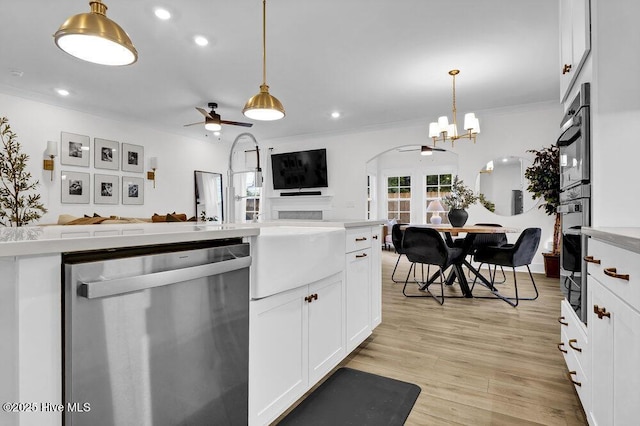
[54,0,137,66]
[243,0,285,121]
[428,69,479,146]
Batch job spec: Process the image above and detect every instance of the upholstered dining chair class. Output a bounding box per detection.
[452,223,508,283]
[401,227,467,304]
[390,223,408,283]
[472,227,541,307]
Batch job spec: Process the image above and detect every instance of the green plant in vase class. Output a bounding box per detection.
[0,117,47,226]
[441,175,478,226]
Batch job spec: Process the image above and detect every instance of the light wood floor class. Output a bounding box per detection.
[339,250,588,425]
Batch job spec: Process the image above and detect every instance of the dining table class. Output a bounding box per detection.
[401,224,521,302]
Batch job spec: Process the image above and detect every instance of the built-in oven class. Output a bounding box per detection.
[558,83,590,191]
[557,82,591,324]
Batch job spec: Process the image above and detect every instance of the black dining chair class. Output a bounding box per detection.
[390,223,408,283]
[401,227,467,304]
[452,223,508,283]
[472,227,541,307]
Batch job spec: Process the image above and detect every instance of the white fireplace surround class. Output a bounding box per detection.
[268,195,333,221]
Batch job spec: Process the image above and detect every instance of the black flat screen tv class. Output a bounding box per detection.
[271,148,328,190]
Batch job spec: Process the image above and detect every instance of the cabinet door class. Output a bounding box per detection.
[370,226,382,329]
[589,277,640,426]
[345,248,372,353]
[249,286,309,426]
[308,275,345,384]
[559,0,591,101]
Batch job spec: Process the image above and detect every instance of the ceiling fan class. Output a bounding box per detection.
[184,102,253,131]
[397,145,447,155]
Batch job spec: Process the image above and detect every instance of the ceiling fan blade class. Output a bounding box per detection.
[221,120,253,128]
[196,107,213,119]
[183,121,205,127]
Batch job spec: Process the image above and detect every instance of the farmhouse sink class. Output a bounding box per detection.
[251,226,345,299]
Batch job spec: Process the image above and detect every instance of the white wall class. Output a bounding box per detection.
[262,101,562,272]
[0,93,229,224]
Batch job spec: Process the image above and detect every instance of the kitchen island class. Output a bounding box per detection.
[0,220,382,426]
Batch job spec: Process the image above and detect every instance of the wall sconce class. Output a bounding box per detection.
[147,157,158,188]
[43,140,57,181]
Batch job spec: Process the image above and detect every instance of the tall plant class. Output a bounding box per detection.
[0,117,47,226]
[524,144,560,253]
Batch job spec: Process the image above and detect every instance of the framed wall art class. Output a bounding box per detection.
[94,174,119,205]
[94,138,120,170]
[60,132,90,167]
[61,171,90,204]
[122,176,144,205]
[121,143,144,173]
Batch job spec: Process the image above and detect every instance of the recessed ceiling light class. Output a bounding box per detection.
[502,157,508,162]
[154,8,171,20]
[56,88,70,96]
[194,36,209,47]
[213,131,221,136]
[331,111,341,119]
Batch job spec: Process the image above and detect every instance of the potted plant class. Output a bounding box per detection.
[524,144,560,278]
[441,175,478,227]
[0,117,47,226]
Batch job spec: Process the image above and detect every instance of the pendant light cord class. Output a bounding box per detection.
[451,72,457,127]
[262,0,267,86]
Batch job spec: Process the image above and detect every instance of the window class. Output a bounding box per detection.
[244,172,261,221]
[387,176,411,223]
[425,173,452,223]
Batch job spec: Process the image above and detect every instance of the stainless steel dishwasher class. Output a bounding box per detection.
[63,239,251,426]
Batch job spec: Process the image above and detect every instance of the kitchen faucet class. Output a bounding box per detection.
[226,133,262,223]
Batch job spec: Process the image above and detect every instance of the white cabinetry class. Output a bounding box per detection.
[345,227,372,352]
[249,273,344,426]
[585,237,640,426]
[558,299,589,410]
[559,0,591,101]
[370,226,382,328]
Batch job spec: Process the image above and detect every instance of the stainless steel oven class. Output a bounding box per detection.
[558,82,591,323]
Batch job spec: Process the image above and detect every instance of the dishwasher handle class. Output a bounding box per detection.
[79,256,251,299]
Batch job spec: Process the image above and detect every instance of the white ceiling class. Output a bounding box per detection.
[0,0,560,144]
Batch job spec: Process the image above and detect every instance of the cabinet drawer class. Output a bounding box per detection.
[559,299,588,371]
[345,228,372,253]
[587,239,640,307]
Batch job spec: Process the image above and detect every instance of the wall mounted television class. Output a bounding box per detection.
[271,148,328,190]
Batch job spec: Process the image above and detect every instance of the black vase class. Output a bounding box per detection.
[448,209,468,227]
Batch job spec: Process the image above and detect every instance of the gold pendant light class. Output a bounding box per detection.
[243,0,285,121]
[428,69,480,146]
[54,0,137,66]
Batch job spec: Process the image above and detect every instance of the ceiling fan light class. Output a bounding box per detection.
[204,121,222,132]
[243,84,285,121]
[54,0,137,66]
[421,146,433,156]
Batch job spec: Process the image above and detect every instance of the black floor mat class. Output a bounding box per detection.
[278,367,421,426]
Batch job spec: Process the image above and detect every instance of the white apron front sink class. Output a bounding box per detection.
[250,226,345,299]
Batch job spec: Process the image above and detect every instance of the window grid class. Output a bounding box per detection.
[387,176,411,223]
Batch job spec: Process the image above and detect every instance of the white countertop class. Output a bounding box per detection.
[0,220,384,257]
[582,227,640,255]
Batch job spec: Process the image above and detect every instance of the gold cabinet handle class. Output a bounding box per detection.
[558,316,569,326]
[355,237,368,242]
[562,64,572,74]
[567,371,582,387]
[356,253,368,258]
[603,267,630,281]
[584,255,601,264]
[557,342,567,354]
[568,339,582,352]
[593,304,611,319]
